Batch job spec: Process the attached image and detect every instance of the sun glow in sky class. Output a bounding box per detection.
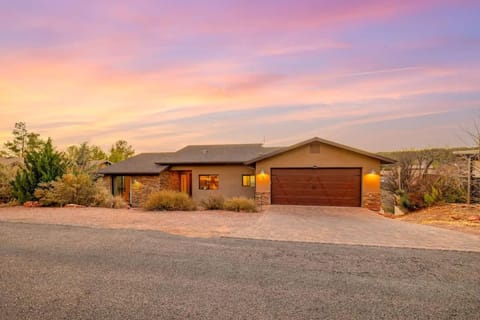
[1,0,479,152]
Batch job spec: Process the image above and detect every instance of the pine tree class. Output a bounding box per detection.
[3,122,44,157]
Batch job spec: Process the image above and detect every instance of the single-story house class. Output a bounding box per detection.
[98,137,395,211]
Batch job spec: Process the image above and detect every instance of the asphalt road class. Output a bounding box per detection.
[0,222,479,319]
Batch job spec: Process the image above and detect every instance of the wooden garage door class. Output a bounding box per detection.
[271,168,361,207]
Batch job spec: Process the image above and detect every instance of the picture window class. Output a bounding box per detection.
[199,175,219,190]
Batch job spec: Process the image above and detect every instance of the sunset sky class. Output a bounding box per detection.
[1,0,479,153]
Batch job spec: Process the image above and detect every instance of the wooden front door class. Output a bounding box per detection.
[180,172,192,196]
[122,176,131,203]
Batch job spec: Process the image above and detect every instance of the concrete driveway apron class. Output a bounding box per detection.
[229,205,480,252]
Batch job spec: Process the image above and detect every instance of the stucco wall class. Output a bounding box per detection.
[254,142,381,209]
[170,165,255,202]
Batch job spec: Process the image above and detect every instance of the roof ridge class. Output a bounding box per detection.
[181,143,264,147]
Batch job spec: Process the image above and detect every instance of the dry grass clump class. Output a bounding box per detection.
[200,195,224,210]
[223,197,257,212]
[144,190,196,211]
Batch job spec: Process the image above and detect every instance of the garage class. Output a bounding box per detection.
[271,168,361,207]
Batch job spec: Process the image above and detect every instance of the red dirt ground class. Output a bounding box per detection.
[396,204,480,235]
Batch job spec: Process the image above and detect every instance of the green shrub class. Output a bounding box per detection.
[398,191,426,211]
[424,186,441,207]
[223,197,257,212]
[200,195,224,210]
[12,139,66,203]
[143,190,196,211]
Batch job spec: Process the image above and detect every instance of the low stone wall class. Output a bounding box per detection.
[362,192,381,211]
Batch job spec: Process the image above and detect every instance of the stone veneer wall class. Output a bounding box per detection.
[131,175,161,207]
[362,192,381,211]
[255,192,271,208]
[102,175,112,192]
[131,171,181,207]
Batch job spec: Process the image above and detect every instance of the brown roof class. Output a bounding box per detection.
[156,144,281,165]
[97,153,172,175]
[245,137,396,165]
[98,137,395,175]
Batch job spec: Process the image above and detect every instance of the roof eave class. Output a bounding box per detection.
[156,161,245,165]
[99,171,165,175]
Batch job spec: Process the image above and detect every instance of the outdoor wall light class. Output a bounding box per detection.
[260,169,265,175]
[370,169,377,175]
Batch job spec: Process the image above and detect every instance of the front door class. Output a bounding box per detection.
[180,172,192,196]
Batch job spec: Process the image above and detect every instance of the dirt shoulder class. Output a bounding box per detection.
[396,204,480,235]
[0,206,264,238]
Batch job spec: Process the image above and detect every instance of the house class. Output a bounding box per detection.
[98,137,395,211]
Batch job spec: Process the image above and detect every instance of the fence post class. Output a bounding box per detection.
[467,157,472,205]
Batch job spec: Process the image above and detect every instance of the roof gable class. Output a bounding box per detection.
[245,137,396,165]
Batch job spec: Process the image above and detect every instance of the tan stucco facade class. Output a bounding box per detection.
[170,165,255,202]
[102,141,384,210]
[254,142,381,210]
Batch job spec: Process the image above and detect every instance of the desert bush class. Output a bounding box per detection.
[143,190,196,211]
[91,181,113,207]
[34,173,130,208]
[422,169,466,207]
[0,200,19,208]
[223,197,257,212]
[200,195,224,210]
[0,164,18,203]
[34,173,97,206]
[90,183,128,209]
[110,195,129,209]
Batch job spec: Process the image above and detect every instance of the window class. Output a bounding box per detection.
[242,175,256,187]
[199,175,219,190]
[113,176,127,196]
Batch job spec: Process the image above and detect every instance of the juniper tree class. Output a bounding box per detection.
[11,138,66,203]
